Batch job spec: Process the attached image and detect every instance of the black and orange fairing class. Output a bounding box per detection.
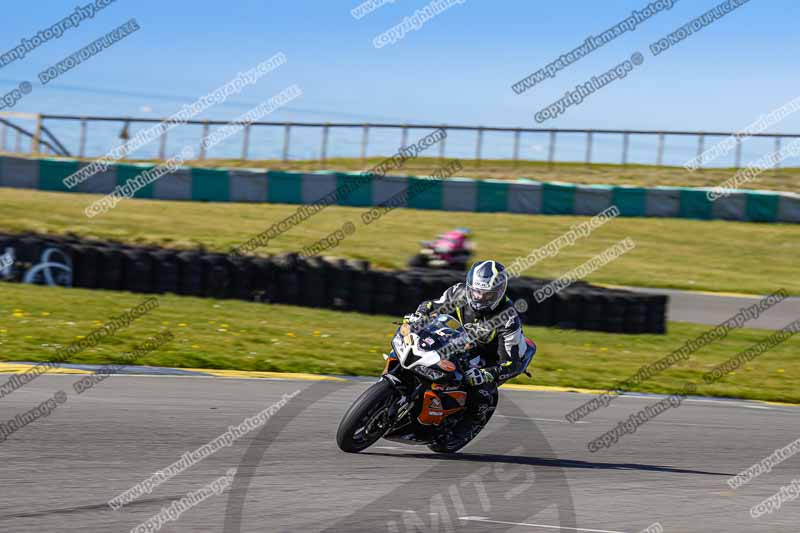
[417,390,466,425]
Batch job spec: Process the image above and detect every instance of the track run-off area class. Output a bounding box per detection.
[0,373,798,532]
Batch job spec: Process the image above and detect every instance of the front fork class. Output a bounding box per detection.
[381,366,424,425]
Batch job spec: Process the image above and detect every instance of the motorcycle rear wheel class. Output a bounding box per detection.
[427,390,498,453]
[337,380,397,453]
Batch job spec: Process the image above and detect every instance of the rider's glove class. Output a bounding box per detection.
[465,367,494,387]
[403,312,428,331]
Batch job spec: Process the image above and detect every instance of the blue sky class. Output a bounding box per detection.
[0,0,797,148]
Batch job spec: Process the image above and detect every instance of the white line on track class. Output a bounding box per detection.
[460,516,629,532]
[497,415,589,424]
[615,393,775,410]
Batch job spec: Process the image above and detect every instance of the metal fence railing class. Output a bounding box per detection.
[1,111,799,170]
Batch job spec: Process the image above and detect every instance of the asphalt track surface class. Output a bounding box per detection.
[620,287,800,330]
[1,374,798,532]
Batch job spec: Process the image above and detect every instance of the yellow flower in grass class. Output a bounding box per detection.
[778,369,785,373]
[178,323,188,327]
[286,332,296,337]
[41,312,50,316]
[12,312,24,318]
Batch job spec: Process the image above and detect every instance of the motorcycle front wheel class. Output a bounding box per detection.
[336,379,397,453]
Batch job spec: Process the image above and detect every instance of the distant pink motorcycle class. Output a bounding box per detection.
[408,228,474,271]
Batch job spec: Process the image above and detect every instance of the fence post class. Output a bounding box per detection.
[283,124,291,162]
[585,131,593,166]
[32,113,42,154]
[159,125,167,160]
[15,130,21,153]
[320,123,330,165]
[361,123,369,163]
[621,132,630,166]
[439,126,446,160]
[241,123,251,160]
[401,125,408,149]
[79,118,87,158]
[734,135,742,168]
[656,133,665,166]
[1,123,7,152]
[199,120,210,160]
[547,130,556,169]
[475,127,484,167]
[512,129,521,168]
[695,133,705,170]
[774,137,782,170]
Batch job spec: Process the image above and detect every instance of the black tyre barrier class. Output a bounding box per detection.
[372,271,400,316]
[228,256,260,302]
[300,256,329,309]
[0,232,668,334]
[325,258,355,311]
[202,254,233,299]
[345,259,369,272]
[528,296,556,327]
[177,251,204,296]
[353,270,375,314]
[151,250,180,295]
[272,253,301,305]
[16,235,44,266]
[600,293,628,334]
[96,247,125,291]
[250,257,276,303]
[396,273,424,315]
[578,291,606,332]
[624,298,648,335]
[122,250,155,294]
[554,291,581,330]
[645,294,668,334]
[71,244,99,289]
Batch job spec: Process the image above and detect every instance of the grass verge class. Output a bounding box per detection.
[1,283,797,404]
[1,188,798,295]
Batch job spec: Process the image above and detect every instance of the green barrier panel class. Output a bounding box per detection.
[406,176,443,210]
[542,182,575,215]
[116,163,155,198]
[266,170,303,204]
[39,159,78,192]
[679,189,712,220]
[336,172,372,207]
[611,186,647,217]
[476,180,508,212]
[746,191,780,223]
[191,168,229,202]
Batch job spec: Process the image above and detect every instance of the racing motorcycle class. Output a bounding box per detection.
[407,228,473,271]
[336,314,536,454]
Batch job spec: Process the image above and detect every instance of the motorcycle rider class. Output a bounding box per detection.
[406,260,535,431]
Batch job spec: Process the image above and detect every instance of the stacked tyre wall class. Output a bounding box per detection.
[0,232,667,334]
